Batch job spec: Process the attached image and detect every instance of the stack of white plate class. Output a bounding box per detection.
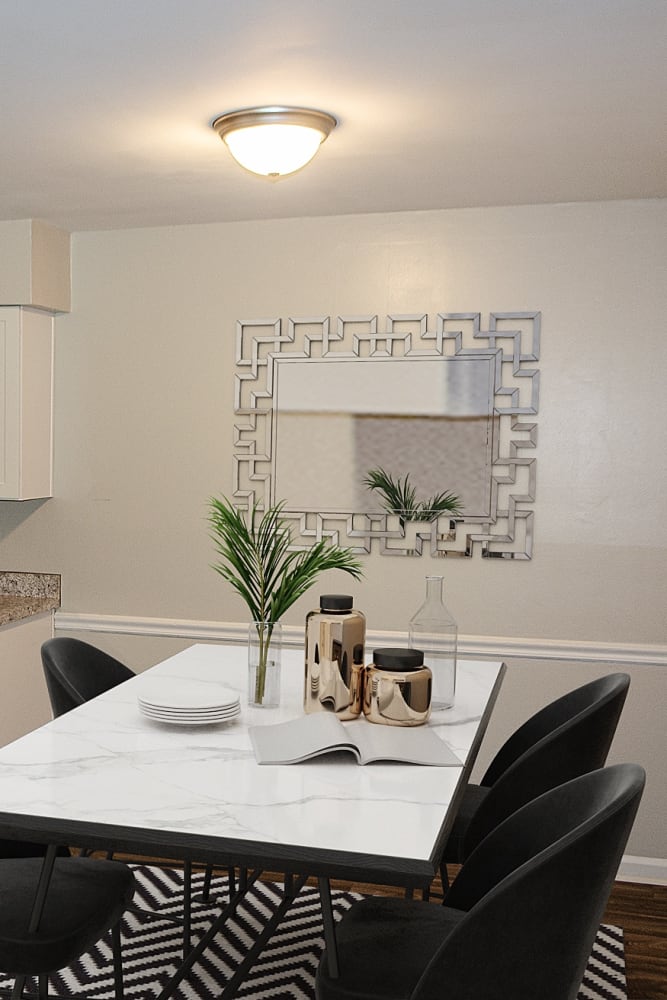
[137,677,241,726]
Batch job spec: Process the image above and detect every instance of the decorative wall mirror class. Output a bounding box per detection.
[233,312,540,558]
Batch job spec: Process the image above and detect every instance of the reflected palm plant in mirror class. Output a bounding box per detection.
[363,468,463,529]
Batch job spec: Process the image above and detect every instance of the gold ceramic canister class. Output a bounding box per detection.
[363,648,432,726]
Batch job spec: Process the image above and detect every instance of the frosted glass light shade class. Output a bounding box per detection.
[211,107,337,178]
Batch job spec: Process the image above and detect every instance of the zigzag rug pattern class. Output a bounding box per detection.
[0,865,627,999]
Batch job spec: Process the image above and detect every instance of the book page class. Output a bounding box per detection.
[250,712,358,764]
[249,712,462,766]
[352,721,462,766]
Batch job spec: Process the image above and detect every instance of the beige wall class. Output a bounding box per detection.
[0,199,665,858]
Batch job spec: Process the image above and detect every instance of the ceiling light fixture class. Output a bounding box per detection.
[211,106,337,179]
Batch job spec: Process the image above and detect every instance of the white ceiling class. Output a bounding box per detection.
[1,0,665,232]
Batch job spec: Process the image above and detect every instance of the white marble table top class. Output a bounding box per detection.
[0,643,505,886]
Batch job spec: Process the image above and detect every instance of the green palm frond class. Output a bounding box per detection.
[362,468,418,521]
[208,496,363,624]
[414,489,464,521]
[363,467,463,525]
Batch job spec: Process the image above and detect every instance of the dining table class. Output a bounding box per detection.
[0,641,505,998]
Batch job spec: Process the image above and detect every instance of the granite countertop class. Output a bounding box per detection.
[0,572,61,627]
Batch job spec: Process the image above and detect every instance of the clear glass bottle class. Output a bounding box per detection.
[408,576,457,709]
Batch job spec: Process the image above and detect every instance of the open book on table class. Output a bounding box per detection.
[248,712,462,767]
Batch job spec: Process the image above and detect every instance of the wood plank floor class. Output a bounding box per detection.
[603,880,667,1000]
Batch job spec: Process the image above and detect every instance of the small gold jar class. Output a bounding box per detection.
[363,648,432,726]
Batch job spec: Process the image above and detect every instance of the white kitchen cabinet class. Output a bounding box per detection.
[0,306,54,499]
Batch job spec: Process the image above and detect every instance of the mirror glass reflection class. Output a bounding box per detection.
[273,357,494,515]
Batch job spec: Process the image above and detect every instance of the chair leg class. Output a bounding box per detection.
[201,862,237,902]
[439,860,451,895]
[11,976,25,1000]
[201,862,213,901]
[183,859,192,957]
[404,883,434,900]
[38,974,48,1000]
[406,867,449,903]
[111,922,124,1000]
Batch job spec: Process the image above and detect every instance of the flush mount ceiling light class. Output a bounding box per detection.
[211,106,337,179]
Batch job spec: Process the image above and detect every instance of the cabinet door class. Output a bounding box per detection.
[0,307,54,500]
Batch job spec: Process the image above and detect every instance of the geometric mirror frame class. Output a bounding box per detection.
[233,311,540,558]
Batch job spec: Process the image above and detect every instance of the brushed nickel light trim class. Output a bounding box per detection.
[211,106,337,178]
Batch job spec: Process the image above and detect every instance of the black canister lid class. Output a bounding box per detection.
[372,648,424,671]
[320,594,354,611]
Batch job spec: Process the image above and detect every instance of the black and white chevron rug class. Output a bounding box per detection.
[0,865,627,999]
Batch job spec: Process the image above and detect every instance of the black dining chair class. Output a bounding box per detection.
[0,838,69,860]
[315,762,645,1000]
[0,848,135,1000]
[41,637,135,717]
[40,637,135,866]
[436,671,630,892]
[40,636,233,945]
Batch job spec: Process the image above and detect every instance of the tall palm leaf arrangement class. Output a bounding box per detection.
[208,497,363,703]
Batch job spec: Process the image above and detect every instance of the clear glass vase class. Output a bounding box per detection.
[248,621,282,708]
[408,576,457,709]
